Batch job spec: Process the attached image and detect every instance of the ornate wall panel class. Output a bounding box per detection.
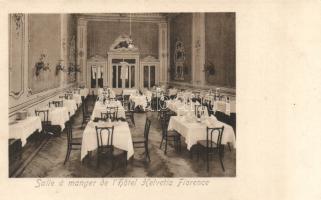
[205,13,236,88]
[9,14,25,99]
[169,13,192,82]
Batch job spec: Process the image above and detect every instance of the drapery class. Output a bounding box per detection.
[120,62,129,79]
[92,65,102,79]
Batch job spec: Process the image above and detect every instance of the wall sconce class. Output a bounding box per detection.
[67,63,81,75]
[55,59,65,76]
[35,54,50,76]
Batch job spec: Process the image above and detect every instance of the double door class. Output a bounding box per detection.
[87,57,107,95]
[111,59,136,89]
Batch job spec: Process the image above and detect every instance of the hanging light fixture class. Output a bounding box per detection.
[128,13,134,49]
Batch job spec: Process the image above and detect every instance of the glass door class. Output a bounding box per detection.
[112,59,135,89]
[91,65,104,95]
[143,65,156,89]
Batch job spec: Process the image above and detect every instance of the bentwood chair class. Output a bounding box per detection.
[101,110,118,122]
[195,104,207,117]
[196,126,225,172]
[132,118,151,162]
[35,109,51,134]
[64,121,82,164]
[81,96,91,126]
[125,101,135,126]
[106,106,119,121]
[49,100,64,107]
[35,109,61,136]
[159,116,181,154]
[95,126,127,169]
[65,93,73,100]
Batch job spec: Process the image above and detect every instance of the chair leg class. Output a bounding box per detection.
[145,142,151,162]
[164,137,168,155]
[131,114,135,126]
[178,136,181,152]
[64,145,71,165]
[219,156,225,172]
[227,142,232,152]
[159,136,164,149]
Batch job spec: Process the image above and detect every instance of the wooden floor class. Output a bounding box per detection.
[16,96,236,177]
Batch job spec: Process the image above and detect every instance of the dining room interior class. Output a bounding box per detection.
[8,13,236,177]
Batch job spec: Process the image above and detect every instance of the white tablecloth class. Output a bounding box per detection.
[168,88,178,96]
[91,101,126,120]
[9,116,42,146]
[98,88,116,98]
[213,100,231,115]
[143,90,153,102]
[130,95,148,110]
[166,100,208,116]
[168,116,236,150]
[81,121,134,160]
[46,107,69,130]
[62,99,77,116]
[123,89,138,96]
[80,88,89,97]
[73,94,82,106]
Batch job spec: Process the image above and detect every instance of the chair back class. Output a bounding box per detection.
[74,88,80,94]
[81,96,87,114]
[50,100,63,107]
[103,106,118,121]
[195,104,206,117]
[66,121,73,143]
[144,118,152,141]
[128,100,135,111]
[160,117,169,137]
[123,95,130,101]
[35,109,50,126]
[206,126,224,149]
[65,93,73,100]
[95,126,114,149]
[159,108,169,121]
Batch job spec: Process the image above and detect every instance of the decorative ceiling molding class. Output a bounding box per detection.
[108,34,139,52]
[141,55,159,63]
[76,13,168,23]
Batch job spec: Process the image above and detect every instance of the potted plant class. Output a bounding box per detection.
[35,54,50,76]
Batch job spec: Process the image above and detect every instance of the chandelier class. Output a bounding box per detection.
[128,13,134,49]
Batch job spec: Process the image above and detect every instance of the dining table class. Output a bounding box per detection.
[79,88,89,98]
[37,106,69,130]
[9,116,42,146]
[81,121,134,160]
[168,115,236,150]
[168,88,178,96]
[62,99,78,116]
[123,89,138,96]
[98,88,116,98]
[166,100,209,116]
[91,100,126,120]
[129,94,148,110]
[72,93,82,106]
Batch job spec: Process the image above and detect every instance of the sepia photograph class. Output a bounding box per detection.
[8,13,236,178]
[3,0,321,199]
